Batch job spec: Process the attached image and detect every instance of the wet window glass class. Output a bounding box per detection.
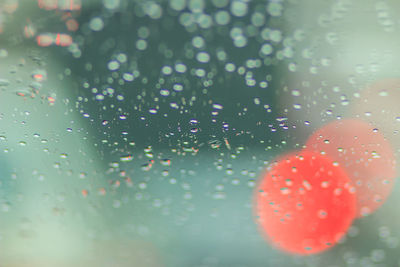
[0,0,400,266]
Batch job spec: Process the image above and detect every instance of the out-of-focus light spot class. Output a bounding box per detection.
[81,189,88,197]
[36,33,73,47]
[107,60,120,71]
[231,0,248,17]
[255,150,356,255]
[38,0,81,11]
[215,10,230,25]
[103,0,120,10]
[144,2,163,20]
[267,2,283,17]
[136,39,147,50]
[306,119,396,217]
[38,0,58,10]
[89,17,104,32]
[170,0,186,11]
[65,19,79,31]
[57,33,73,46]
[36,33,53,47]
[58,0,81,11]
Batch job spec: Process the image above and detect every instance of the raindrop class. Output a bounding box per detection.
[89,17,104,31]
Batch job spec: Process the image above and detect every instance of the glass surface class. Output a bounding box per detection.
[0,0,400,266]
